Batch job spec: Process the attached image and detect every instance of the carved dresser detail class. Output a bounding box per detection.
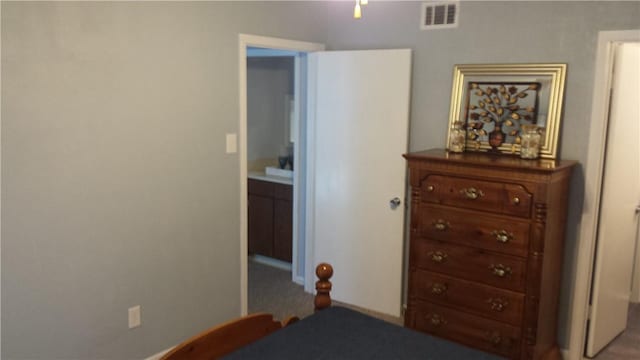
[403,149,576,360]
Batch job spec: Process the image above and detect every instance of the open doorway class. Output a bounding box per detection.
[567,30,640,360]
[585,41,640,359]
[238,34,325,316]
[246,49,296,269]
[245,48,305,319]
[239,36,412,320]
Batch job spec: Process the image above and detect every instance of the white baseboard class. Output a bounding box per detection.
[145,347,173,360]
[293,275,305,285]
[561,348,570,359]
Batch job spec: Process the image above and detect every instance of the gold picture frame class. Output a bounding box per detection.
[447,63,567,159]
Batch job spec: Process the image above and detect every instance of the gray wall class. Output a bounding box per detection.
[247,57,294,168]
[323,0,640,348]
[3,1,640,359]
[1,2,327,359]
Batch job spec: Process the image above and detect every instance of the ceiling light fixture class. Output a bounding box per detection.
[354,0,368,19]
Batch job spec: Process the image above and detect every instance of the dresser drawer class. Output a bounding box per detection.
[408,300,521,358]
[409,269,524,326]
[420,174,532,218]
[419,206,530,258]
[411,239,527,292]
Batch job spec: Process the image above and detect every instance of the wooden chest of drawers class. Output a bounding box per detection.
[404,149,576,360]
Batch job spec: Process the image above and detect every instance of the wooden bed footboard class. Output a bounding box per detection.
[161,263,333,360]
[160,313,286,360]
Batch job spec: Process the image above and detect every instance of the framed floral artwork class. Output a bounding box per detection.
[447,64,567,159]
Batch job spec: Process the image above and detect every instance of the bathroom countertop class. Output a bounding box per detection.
[248,171,293,186]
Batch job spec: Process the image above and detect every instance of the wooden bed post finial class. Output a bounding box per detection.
[314,263,333,311]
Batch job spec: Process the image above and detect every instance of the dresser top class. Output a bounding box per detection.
[403,149,577,172]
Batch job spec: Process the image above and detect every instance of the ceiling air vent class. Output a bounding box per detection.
[421,1,459,30]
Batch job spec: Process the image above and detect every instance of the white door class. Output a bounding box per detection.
[586,42,640,357]
[306,49,411,317]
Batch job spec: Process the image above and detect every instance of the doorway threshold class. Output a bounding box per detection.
[249,254,292,272]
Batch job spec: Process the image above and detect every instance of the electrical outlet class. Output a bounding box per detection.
[128,305,141,329]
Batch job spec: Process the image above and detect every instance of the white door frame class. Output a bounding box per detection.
[238,34,324,315]
[566,29,640,360]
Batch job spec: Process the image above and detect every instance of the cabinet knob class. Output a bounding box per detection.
[426,185,435,192]
[460,187,484,200]
[485,331,503,345]
[389,197,402,209]
[427,313,447,327]
[428,251,448,263]
[433,219,450,231]
[512,196,521,205]
[489,264,512,278]
[491,230,513,243]
[430,282,448,295]
[486,297,509,312]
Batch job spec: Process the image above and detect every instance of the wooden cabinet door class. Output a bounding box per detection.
[248,194,274,257]
[273,198,292,262]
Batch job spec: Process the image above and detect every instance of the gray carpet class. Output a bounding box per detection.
[248,260,403,325]
[248,260,315,321]
[594,303,640,359]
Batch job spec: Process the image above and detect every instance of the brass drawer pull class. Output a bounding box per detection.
[427,313,447,327]
[460,187,484,200]
[491,230,513,243]
[486,297,509,312]
[427,251,448,263]
[430,282,448,295]
[426,185,435,192]
[512,196,521,205]
[489,264,512,278]
[433,219,450,231]
[485,331,503,345]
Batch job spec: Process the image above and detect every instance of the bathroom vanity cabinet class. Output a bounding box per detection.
[248,178,292,262]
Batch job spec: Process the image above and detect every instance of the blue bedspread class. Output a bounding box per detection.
[223,306,504,359]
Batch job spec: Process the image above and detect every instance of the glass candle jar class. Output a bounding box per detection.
[448,121,466,153]
[520,124,541,159]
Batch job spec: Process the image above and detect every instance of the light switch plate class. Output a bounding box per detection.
[128,305,141,329]
[226,133,237,154]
